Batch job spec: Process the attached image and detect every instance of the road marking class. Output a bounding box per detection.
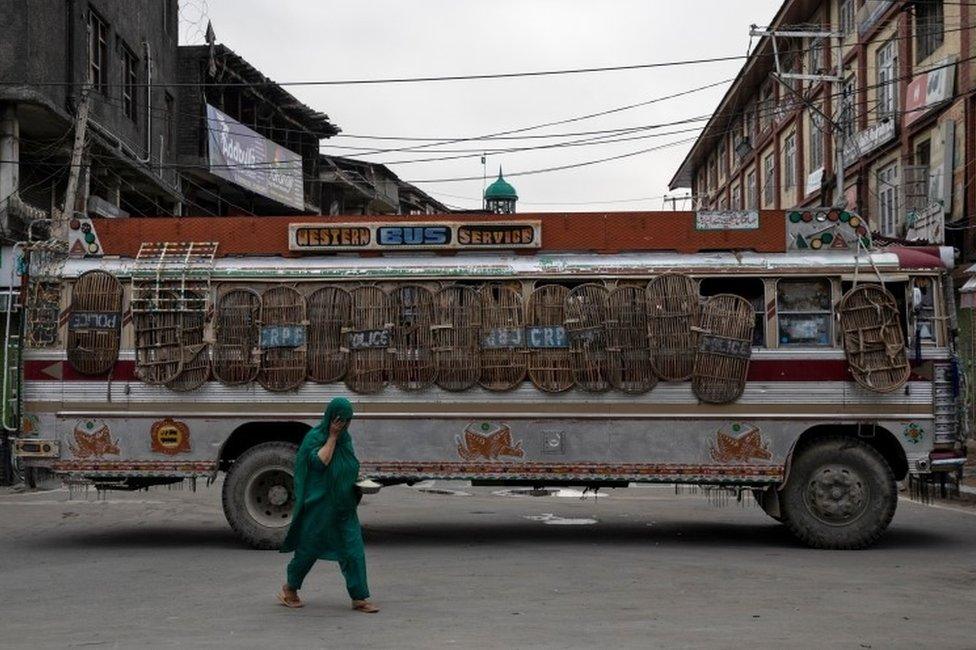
[523,513,598,526]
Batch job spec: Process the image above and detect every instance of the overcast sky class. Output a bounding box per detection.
[181,0,783,212]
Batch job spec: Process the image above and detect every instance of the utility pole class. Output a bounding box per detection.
[57,87,92,241]
[748,26,846,207]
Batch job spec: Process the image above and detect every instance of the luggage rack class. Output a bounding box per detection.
[130,242,218,385]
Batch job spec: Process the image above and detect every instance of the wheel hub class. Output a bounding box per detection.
[244,467,295,528]
[805,464,868,526]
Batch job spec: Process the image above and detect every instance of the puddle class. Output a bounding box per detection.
[493,488,607,499]
[523,513,598,526]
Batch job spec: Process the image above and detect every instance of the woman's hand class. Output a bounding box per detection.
[328,418,345,438]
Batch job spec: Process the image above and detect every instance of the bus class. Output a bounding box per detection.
[8,209,967,550]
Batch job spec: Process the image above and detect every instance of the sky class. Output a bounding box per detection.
[180,0,784,212]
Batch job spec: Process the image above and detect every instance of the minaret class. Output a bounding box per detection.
[483,168,518,214]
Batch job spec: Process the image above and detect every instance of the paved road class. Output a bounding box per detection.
[1,481,975,649]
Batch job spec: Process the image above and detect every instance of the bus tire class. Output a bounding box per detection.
[781,436,896,550]
[222,442,298,550]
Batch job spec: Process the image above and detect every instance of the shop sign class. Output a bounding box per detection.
[805,167,825,196]
[289,221,542,252]
[904,57,956,128]
[206,104,304,210]
[843,118,896,166]
[694,211,759,231]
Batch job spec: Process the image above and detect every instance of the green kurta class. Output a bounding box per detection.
[281,398,369,598]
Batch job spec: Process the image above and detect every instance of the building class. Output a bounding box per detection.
[176,44,339,216]
[0,0,182,236]
[484,168,518,213]
[669,0,974,257]
[319,155,449,215]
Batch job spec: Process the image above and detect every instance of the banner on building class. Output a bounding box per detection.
[206,104,305,210]
[904,57,956,129]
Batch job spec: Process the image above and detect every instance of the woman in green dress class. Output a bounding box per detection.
[276,397,379,613]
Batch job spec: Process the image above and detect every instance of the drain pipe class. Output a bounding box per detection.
[138,40,153,164]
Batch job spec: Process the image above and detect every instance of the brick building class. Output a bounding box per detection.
[669,0,974,257]
[0,0,181,234]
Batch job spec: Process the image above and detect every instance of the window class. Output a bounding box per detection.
[746,170,758,209]
[731,184,742,210]
[809,111,825,171]
[877,39,898,120]
[744,107,756,142]
[808,37,825,75]
[878,162,900,236]
[718,141,728,178]
[165,92,175,155]
[840,0,855,36]
[701,278,766,347]
[762,153,776,207]
[916,0,945,63]
[87,8,109,93]
[777,279,832,346]
[912,277,937,343]
[783,133,797,190]
[840,75,857,137]
[119,42,138,121]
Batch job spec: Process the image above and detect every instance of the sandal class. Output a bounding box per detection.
[276,591,304,609]
[352,600,380,613]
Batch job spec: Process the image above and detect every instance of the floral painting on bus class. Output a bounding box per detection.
[457,422,524,461]
[709,423,772,464]
[68,419,120,458]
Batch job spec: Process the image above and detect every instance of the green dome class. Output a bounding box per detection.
[484,169,518,200]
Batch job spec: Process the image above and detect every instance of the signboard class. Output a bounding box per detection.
[206,104,304,210]
[805,167,825,196]
[843,118,896,166]
[481,327,525,349]
[694,211,759,231]
[347,329,391,350]
[700,334,751,360]
[259,325,306,349]
[906,201,944,244]
[289,221,542,252]
[68,312,121,331]
[904,57,956,128]
[525,326,568,349]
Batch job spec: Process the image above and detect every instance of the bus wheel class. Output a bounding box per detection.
[222,442,298,550]
[781,436,896,549]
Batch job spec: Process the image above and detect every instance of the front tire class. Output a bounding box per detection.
[781,436,896,549]
[222,442,298,550]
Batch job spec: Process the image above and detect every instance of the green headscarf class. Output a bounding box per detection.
[281,397,362,556]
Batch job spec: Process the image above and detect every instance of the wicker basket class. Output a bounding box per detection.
[307,285,351,383]
[838,284,910,393]
[606,285,657,394]
[166,291,210,392]
[258,285,307,392]
[388,284,437,391]
[212,288,260,386]
[66,270,123,376]
[434,285,482,391]
[565,283,609,392]
[527,284,574,393]
[345,285,388,394]
[479,284,527,391]
[647,273,700,381]
[692,294,755,404]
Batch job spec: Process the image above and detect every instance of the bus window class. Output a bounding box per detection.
[912,277,937,344]
[699,277,765,347]
[777,279,832,346]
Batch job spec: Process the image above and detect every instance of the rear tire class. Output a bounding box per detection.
[782,436,896,549]
[222,442,298,550]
